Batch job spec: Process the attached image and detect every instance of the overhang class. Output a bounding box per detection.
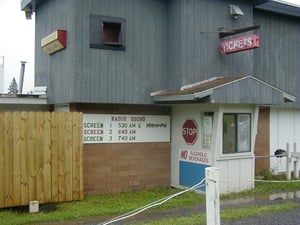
[21,0,42,12]
[151,75,296,105]
[21,0,300,17]
[0,94,47,105]
[254,0,300,18]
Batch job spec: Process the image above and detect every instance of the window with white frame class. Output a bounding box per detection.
[223,113,251,154]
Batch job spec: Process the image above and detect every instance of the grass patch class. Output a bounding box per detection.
[0,187,204,225]
[221,201,298,220]
[0,181,299,225]
[254,180,300,193]
[221,180,300,200]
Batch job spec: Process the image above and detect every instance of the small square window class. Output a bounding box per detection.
[223,113,251,154]
[102,22,122,44]
[90,14,125,51]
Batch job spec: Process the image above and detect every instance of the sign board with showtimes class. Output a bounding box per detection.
[83,114,170,143]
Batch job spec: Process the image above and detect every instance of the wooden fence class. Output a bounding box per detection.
[0,112,83,208]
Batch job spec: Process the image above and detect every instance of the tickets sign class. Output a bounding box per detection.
[220,34,260,54]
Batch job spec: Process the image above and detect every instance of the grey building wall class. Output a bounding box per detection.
[253,9,300,106]
[35,0,76,104]
[167,0,255,90]
[35,0,168,104]
[33,0,299,107]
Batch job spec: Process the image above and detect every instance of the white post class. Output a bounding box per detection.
[293,143,299,179]
[205,167,220,225]
[286,143,291,180]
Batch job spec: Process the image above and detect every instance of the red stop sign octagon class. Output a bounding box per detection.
[182,119,199,145]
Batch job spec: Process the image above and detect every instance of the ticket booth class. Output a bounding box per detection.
[170,104,258,194]
[151,75,294,194]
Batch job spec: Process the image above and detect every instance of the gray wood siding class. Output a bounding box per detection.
[77,0,168,104]
[33,0,299,107]
[35,0,76,103]
[254,10,300,106]
[211,78,287,105]
[37,0,168,104]
[167,0,255,90]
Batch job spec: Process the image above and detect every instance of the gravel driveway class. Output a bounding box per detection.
[222,207,300,225]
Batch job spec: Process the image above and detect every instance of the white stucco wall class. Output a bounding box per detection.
[170,104,258,194]
[270,107,300,174]
[215,105,258,193]
[170,104,216,188]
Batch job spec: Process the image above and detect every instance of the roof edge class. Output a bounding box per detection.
[21,0,32,11]
[254,0,300,18]
[0,94,48,105]
[151,75,296,105]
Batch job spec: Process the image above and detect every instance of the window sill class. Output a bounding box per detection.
[90,43,125,51]
[217,152,253,161]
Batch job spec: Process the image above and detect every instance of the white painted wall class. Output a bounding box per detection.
[171,104,216,187]
[215,105,258,194]
[270,107,300,174]
[170,104,258,194]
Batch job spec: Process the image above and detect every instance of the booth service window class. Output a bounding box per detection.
[223,113,251,154]
[90,14,125,51]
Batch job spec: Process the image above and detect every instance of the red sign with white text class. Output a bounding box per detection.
[220,34,260,54]
[182,119,198,145]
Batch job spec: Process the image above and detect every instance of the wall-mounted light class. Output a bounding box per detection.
[229,4,244,19]
[24,7,32,20]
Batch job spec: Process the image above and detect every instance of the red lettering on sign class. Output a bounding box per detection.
[181,150,188,160]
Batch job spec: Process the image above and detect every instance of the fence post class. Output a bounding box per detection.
[293,143,299,179]
[205,167,220,225]
[286,143,291,180]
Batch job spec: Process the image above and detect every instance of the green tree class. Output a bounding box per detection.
[8,77,18,94]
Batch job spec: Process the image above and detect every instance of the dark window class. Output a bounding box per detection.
[102,22,122,43]
[223,113,251,154]
[90,14,125,51]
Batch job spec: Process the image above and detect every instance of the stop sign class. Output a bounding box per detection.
[182,119,198,145]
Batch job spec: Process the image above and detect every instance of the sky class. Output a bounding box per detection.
[277,0,300,6]
[0,0,299,94]
[0,0,35,94]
